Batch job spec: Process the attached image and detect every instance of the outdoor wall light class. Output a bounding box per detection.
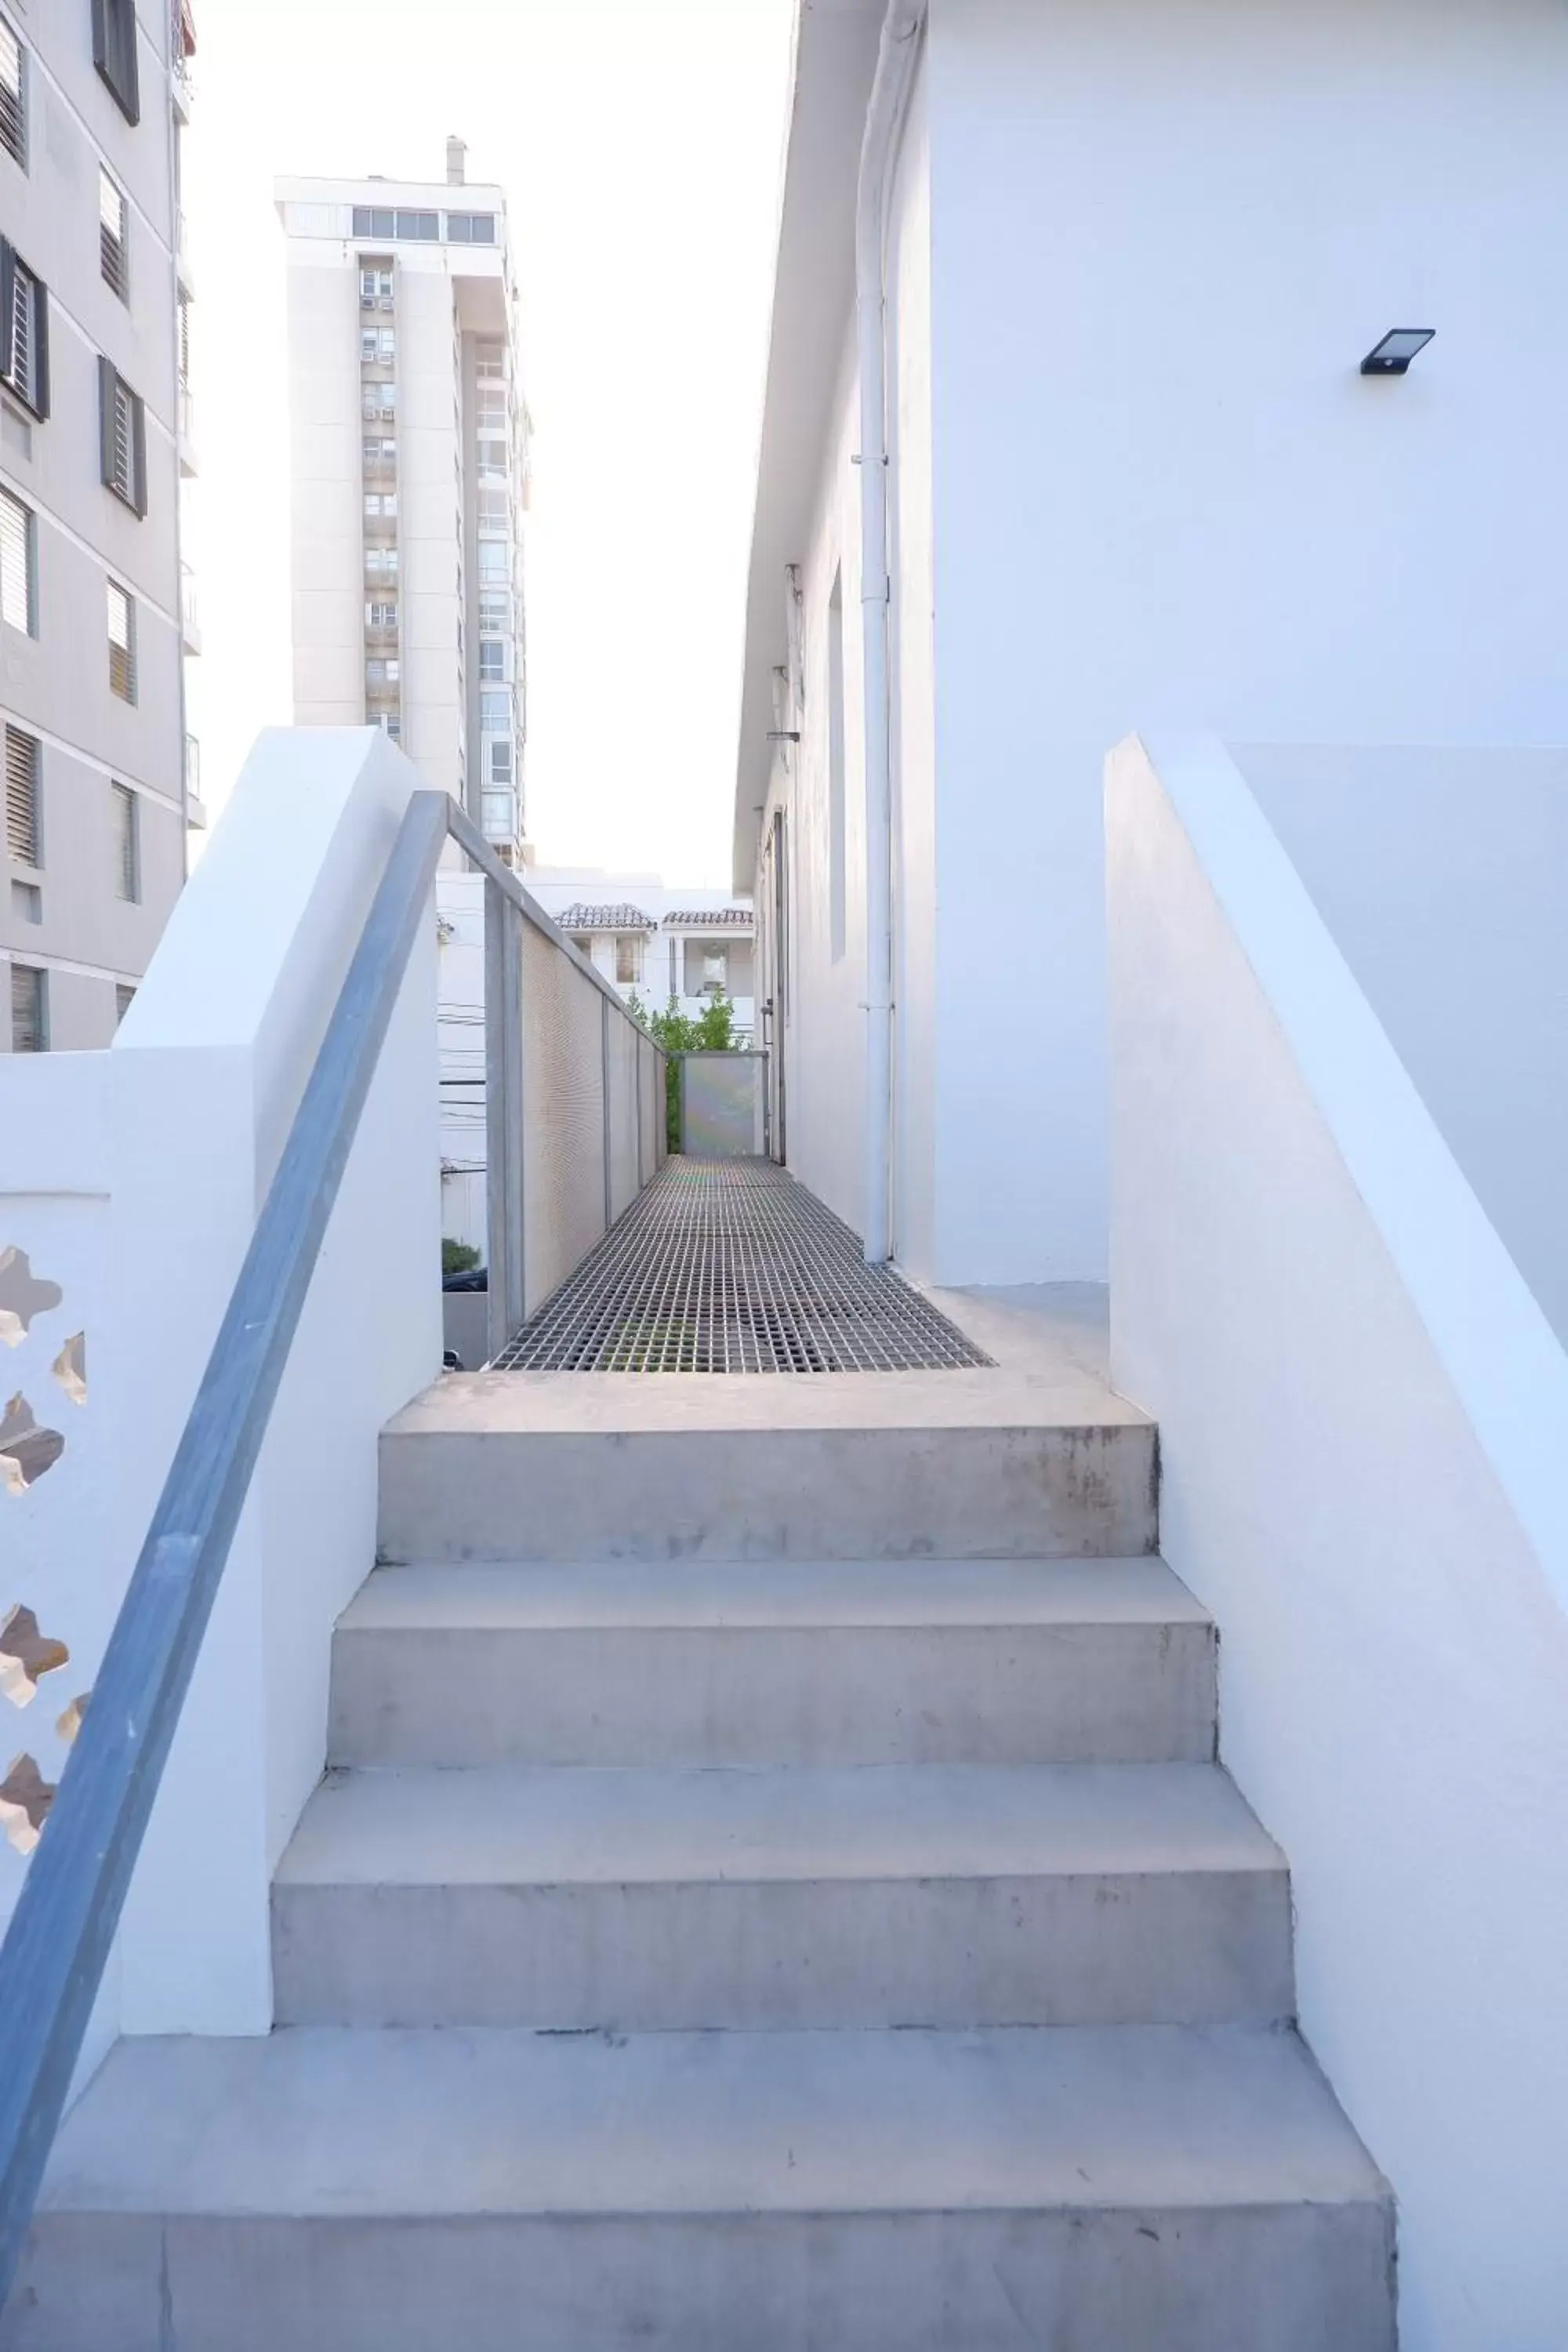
[1360,328,1436,376]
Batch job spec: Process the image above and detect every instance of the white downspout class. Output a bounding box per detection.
[856,0,926,1264]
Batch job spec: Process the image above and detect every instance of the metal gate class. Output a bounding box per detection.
[677,1050,768,1157]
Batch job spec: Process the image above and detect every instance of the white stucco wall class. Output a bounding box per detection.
[756,328,868,1236]
[753,54,934,1256]
[0,729,442,2045]
[1236,744,1568,1353]
[923,0,1568,1282]
[886,66,938,1280]
[1108,734,1568,2352]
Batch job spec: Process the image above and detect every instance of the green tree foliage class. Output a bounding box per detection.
[442,1237,481,1277]
[623,989,737,1149]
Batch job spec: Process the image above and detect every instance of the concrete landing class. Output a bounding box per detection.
[379,1285,1152,1562]
[7,2024,1394,2352]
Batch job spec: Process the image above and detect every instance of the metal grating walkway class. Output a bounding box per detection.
[492,1159,992,1373]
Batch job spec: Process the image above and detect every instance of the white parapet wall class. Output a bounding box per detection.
[0,728,442,2052]
[1105,731,1568,2351]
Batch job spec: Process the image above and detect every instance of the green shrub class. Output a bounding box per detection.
[442,1237,481,1277]
[624,989,737,1152]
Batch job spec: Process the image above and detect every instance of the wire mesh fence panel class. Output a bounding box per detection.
[494,1157,992,1374]
[606,1011,641,1224]
[520,924,608,1318]
[638,1035,662,1176]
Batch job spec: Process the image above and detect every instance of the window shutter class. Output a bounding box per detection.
[5,724,38,864]
[91,0,139,125]
[97,354,117,490]
[25,260,44,417]
[0,19,24,169]
[112,782,138,900]
[130,387,147,515]
[100,171,128,300]
[0,241,12,387]
[107,580,134,699]
[0,486,30,633]
[10,962,44,1053]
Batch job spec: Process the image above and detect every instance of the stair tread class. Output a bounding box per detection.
[37,2023,1385,2220]
[340,1555,1210,1632]
[276,1761,1279,1888]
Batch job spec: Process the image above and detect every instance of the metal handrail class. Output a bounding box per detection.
[0,790,450,2299]
[0,782,668,2299]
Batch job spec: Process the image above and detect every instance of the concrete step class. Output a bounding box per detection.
[328,1556,1217,1768]
[6,2021,1396,2352]
[376,1369,1158,1562]
[271,1761,1291,2030]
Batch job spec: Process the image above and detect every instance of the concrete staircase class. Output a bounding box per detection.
[6,1360,1396,2350]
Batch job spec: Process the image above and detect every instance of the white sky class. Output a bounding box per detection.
[183,0,794,885]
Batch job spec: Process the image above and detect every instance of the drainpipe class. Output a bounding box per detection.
[856,0,926,1264]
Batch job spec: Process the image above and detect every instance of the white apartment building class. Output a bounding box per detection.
[0,0,200,1054]
[275,143,528,864]
[527,869,755,1036]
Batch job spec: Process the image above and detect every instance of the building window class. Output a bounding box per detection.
[365,600,397,630]
[477,540,509,583]
[615,936,641,986]
[360,325,394,365]
[363,490,397,519]
[111,780,139,901]
[90,0,139,123]
[365,657,400,688]
[107,577,136,700]
[475,346,505,379]
[364,549,398,585]
[0,241,47,418]
[478,639,506,683]
[361,383,395,419]
[99,167,129,299]
[479,588,510,632]
[0,483,34,634]
[445,212,496,244]
[98,359,145,513]
[0,18,25,170]
[376,713,401,743]
[486,739,512,786]
[362,437,396,474]
[114,982,136,1024]
[477,488,510,529]
[350,208,437,241]
[359,263,393,307]
[5,722,38,863]
[700,949,728,995]
[9,960,44,1052]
